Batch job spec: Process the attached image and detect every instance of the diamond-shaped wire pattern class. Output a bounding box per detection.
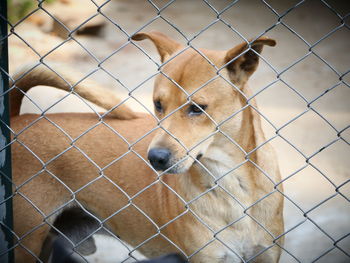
[0,0,349,262]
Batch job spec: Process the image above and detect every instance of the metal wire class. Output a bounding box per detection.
[0,0,349,262]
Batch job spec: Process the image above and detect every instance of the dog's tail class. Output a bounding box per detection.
[9,63,137,119]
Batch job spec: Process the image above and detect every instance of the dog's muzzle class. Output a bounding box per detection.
[148,148,171,171]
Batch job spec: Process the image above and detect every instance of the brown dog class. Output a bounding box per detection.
[10,31,284,262]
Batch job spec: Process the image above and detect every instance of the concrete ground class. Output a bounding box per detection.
[8,0,350,262]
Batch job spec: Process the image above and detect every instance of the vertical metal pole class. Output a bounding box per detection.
[0,0,14,262]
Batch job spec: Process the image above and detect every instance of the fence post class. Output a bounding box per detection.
[0,0,14,262]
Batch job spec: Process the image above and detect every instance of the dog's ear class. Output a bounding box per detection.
[225,37,276,85]
[132,31,183,62]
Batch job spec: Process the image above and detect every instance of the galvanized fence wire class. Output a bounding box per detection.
[0,0,349,262]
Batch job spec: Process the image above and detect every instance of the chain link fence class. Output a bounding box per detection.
[1,0,349,262]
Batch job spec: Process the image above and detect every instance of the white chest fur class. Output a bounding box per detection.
[201,145,250,195]
[190,146,260,262]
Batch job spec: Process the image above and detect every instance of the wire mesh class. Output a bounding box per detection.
[0,0,349,262]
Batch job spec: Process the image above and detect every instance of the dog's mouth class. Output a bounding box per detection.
[196,153,203,161]
[160,153,204,174]
[148,145,207,174]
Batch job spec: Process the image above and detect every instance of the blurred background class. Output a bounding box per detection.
[7,0,350,262]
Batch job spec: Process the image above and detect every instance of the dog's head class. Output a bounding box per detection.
[132,31,276,174]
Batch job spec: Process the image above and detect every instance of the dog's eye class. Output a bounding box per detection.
[189,104,207,116]
[154,100,163,113]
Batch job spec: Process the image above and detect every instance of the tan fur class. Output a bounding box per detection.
[11,32,284,262]
[10,63,137,119]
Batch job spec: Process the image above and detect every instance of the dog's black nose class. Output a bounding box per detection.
[148,148,171,171]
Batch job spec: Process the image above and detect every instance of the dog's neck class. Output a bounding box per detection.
[198,83,257,175]
[161,83,265,227]
[181,93,258,200]
[171,100,258,239]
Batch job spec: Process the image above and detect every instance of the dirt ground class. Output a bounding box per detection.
[8,0,350,262]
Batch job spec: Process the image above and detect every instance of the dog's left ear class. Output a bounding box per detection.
[132,31,183,62]
[225,37,276,85]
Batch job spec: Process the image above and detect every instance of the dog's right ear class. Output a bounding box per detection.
[132,31,183,62]
[225,37,276,86]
